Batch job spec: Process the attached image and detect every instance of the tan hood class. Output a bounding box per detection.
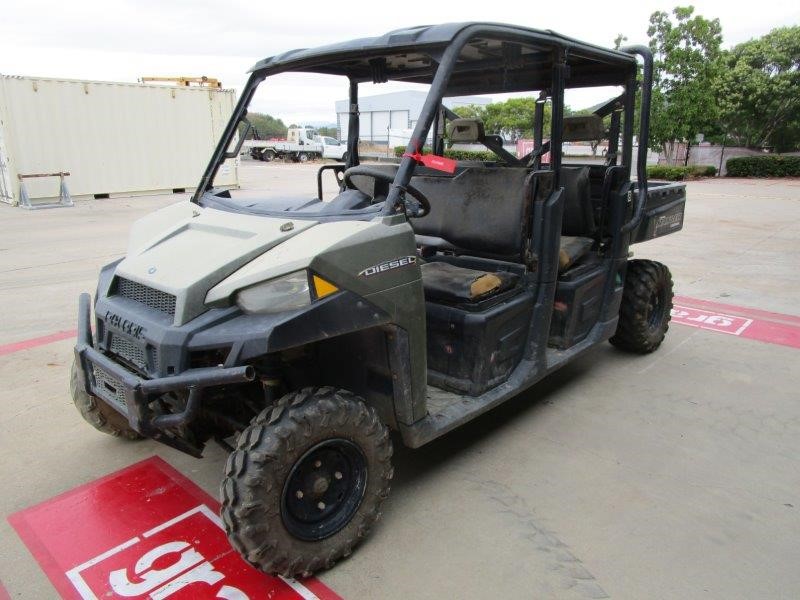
[114,201,317,325]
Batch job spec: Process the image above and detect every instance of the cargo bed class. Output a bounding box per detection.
[630,180,686,243]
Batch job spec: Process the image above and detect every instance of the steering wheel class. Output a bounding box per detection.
[343,166,431,218]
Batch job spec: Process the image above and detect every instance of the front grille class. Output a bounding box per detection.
[110,335,146,370]
[92,365,127,408]
[116,277,176,317]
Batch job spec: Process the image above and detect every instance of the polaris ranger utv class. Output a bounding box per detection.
[71,23,686,577]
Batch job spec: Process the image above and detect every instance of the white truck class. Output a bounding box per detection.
[246,126,347,162]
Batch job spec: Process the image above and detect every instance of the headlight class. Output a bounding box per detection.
[236,271,311,314]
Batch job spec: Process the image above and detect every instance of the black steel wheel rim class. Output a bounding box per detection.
[281,439,367,541]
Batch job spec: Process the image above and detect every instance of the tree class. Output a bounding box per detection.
[647,6,723,164]
[482,97,540,140]
[452,103,485,121]
[316,126,339,138]
[245,113,288,139]
[715,26,800,151]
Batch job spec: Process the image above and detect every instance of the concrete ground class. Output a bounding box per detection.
[1,162,798,599]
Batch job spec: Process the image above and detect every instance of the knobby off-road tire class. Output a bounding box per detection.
[70,360,142,440]
[221,387,393,577]
[610,259,674,353]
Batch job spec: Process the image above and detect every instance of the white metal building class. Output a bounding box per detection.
[0,74,238,206]
[335,90,491,144]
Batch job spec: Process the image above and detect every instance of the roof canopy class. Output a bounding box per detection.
[250,22,637,94]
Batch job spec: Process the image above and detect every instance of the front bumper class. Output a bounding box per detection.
[74,293,255,456]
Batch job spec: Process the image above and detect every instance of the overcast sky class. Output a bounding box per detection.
[1,0,797,125]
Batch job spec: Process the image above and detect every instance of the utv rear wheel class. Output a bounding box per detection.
[70,360,142,440]
[610,259,674,353]
[221,387,393,577]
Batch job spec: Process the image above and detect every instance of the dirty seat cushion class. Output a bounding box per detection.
[559,236,593,273]
[421,261,519,304]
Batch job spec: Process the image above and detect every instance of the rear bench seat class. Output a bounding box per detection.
[353,162,595,304]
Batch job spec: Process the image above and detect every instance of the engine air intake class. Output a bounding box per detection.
[115,277,176,317]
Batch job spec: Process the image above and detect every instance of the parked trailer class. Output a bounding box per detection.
[0,74,239,206]
[247,126,347,162]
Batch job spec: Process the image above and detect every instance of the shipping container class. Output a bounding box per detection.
[0,74,239,206]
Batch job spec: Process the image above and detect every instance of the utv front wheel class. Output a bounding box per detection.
[70,360,142,440]
[221,387,393,577]
[610,259,674,353]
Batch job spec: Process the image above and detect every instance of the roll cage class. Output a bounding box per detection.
[193,22,652,233]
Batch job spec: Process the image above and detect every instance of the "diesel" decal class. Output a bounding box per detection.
[359,255,417,277]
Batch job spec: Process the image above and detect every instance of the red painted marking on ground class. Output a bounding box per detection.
[672,306,753,335]
[673,297,800,349]
[674,295,800,326]
[741,319,800,349]
[8,457,342,600]
[0,330,77,356]
[0,580,10,600]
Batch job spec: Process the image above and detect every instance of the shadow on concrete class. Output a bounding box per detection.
[389,347,604,490]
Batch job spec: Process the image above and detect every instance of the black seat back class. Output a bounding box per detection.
[410,167,532,260]
[348,164,532,261]
[560,166,595,237]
